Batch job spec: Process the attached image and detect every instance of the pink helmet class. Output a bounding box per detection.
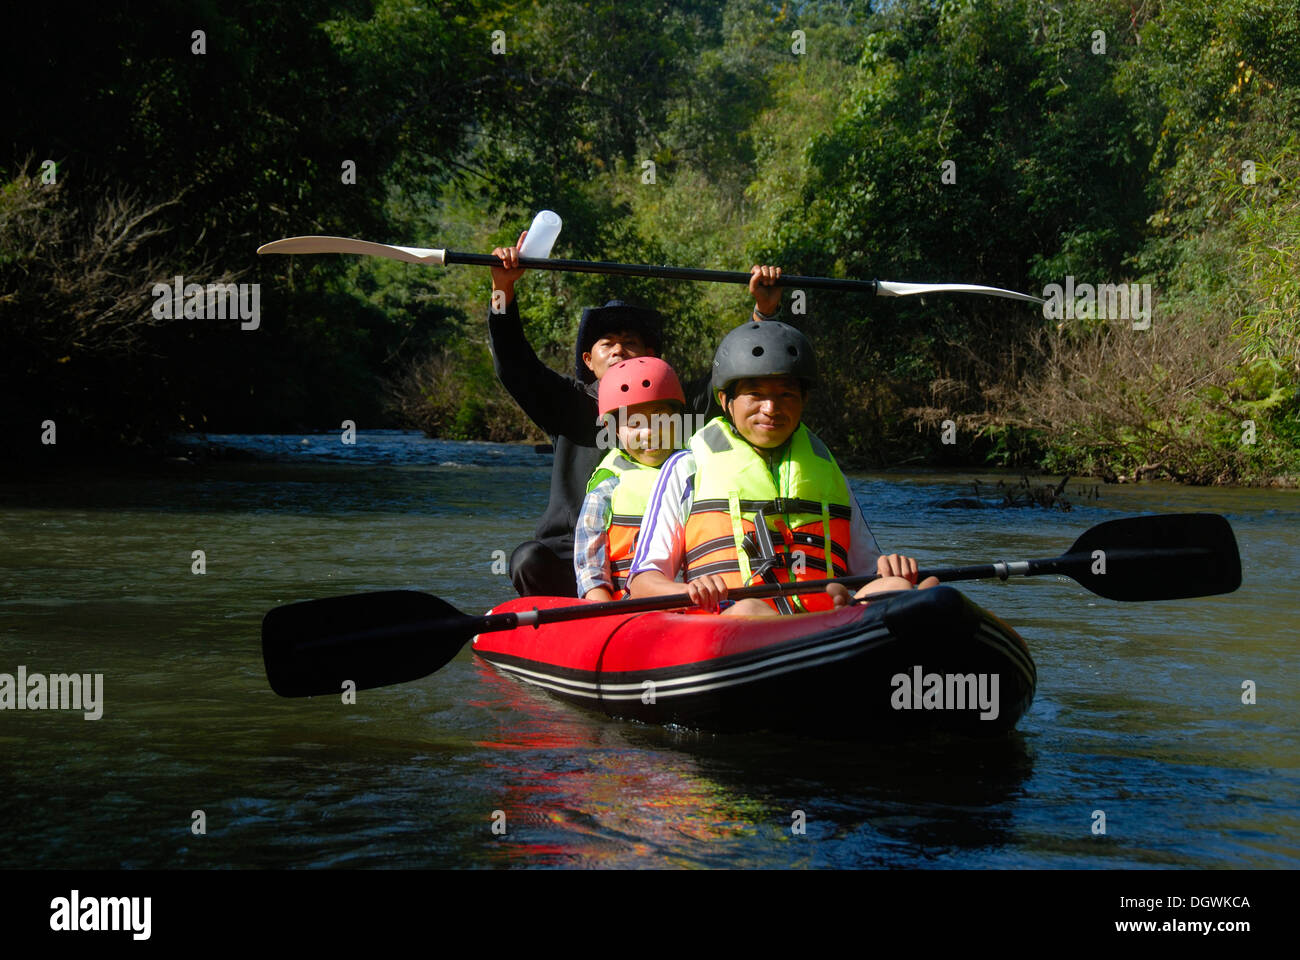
[598,357,686,417]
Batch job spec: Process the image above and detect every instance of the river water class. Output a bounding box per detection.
[1,431,1296,869]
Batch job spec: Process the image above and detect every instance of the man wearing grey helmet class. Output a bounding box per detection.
[627,319,939,615]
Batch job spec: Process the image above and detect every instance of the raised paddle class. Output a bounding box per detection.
[262,513,1240,698]
[256,235,1044,304]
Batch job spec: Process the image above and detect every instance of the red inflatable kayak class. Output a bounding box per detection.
[473,585,1035,735]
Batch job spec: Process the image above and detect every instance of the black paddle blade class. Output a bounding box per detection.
[1061,513,1242,601]
[262,590,473,697]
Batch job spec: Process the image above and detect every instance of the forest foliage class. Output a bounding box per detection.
[4,0,1297,483]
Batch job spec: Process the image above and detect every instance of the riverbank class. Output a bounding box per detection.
[4,425,1296,491]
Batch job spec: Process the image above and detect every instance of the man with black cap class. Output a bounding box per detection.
[489,229,783,597]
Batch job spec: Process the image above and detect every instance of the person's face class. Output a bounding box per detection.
[718,376,804,449]
[616,400,680,467]
[586,330,652,380]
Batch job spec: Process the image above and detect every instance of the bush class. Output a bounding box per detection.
[0,161,240,457]
[1012,317,1298,484]
[386,341,544,443]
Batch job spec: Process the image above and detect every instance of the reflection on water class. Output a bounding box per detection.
[0,431,1296,868]
[470,665,774,868]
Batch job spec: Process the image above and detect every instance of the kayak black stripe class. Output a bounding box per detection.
[597,627,893,690]
[477,619,895,695]
[483,626,897,701]
[603,616,900,684]
[473,649,600,689]
[975,624,1037,685]
[592,614,1031,689]
[972,621,1035,679]
[474,597,1036,706]
[481,660,602,699]
[487,621,1036,706]
[486,660,605,697]
[597,637,899,701]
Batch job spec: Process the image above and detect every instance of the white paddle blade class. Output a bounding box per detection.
[256,236,447,265]
[876,280,1043,304]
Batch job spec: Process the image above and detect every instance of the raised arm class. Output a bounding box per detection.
[487,231,589,437]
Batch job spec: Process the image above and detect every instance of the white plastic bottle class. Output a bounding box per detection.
[518,210,562,259]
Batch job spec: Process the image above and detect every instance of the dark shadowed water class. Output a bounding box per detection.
[1,431,1296,868]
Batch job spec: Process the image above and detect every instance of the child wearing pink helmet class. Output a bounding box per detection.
[574,357,687,601]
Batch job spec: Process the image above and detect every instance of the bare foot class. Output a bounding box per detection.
[827,576,942,607]
[721,598,779,617]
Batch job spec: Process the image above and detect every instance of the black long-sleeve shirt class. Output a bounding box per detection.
[487,300,715,552]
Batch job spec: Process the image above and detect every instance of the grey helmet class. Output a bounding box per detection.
[710,320,818,393]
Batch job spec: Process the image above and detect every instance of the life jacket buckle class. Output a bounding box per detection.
[744,506,790,583]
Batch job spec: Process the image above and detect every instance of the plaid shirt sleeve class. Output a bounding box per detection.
[574,476,617,597]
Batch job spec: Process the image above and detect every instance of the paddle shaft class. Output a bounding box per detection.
[935,545,1215,583]
[441,545,1215,637]
[257,237,1042,300]
[447,250,879,294]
